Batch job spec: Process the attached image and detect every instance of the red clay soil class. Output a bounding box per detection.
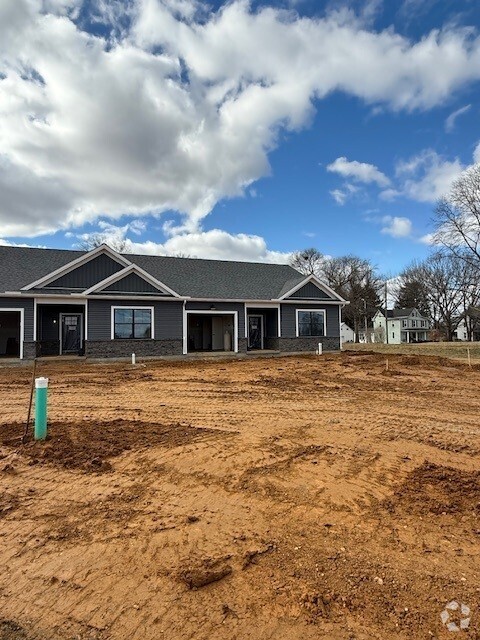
[0,352,479,640]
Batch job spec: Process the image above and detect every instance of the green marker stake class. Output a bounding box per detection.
[34,377,49,441]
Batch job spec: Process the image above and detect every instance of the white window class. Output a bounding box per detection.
[296,309,325,337]
[111,307,154,339]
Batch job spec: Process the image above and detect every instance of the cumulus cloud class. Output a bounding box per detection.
[327,157,390,187]
[474,141,480,164]
[445,104,471,132]
[2,0,480,238]
[380,215,412,238]
[395,150,464,202]
[78,223,292,263]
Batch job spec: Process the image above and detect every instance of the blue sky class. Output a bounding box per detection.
[1,0,480,274]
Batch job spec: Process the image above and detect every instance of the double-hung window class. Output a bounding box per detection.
[296,310,325,337]
[113,307,153,339]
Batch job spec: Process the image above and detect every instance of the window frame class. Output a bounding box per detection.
[111,306,155,340]
[295,309,326,338]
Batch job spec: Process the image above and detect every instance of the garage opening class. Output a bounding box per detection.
[187,314,234,352]
[0,311,21,358]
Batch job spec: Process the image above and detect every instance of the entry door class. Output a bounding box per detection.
[211,316,224,350]
[248,315,263,350]
[60,314,82,354]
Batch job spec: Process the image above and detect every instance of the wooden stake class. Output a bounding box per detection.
[386,358,389,371]
[22,359,37,444]
[467,348,471,368]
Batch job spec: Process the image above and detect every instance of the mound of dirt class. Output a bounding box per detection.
[385,462,480,515]
[0,420,222,473]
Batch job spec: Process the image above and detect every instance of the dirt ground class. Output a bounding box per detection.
[0,352,479,640]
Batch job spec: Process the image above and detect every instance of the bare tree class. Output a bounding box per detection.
[412,253,468,341]
[322,255,383,342]
[78,233,131,253]
[290,248,326,276]
[433,163,480,266]
[395,266,431,317]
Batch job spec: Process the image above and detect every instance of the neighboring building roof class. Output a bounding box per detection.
[0,246,344,301]
[376,307,425,319]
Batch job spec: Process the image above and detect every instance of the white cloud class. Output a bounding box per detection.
[381,215,412,238]
[395,150,464,202]
[474,141,480,164]
[1,1,480,238]
[78,223,292,263]
[445,104,471,132]
[379,188,401,201]
[329,183,360,205]
[327,157,390,187]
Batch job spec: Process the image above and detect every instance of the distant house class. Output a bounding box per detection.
[454,314,480,341]
[0,244,348,360]
[340,322,355,344]
[373,308,431,344]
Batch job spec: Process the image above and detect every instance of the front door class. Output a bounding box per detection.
[60,314,82,354]
[248,315,263,350]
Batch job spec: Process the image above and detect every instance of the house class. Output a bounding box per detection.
[0,245,348,360]
[340,322,355,344]
[454,315,480,341]
[372,308,431,344]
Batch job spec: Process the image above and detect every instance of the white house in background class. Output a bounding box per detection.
[340,322,355,344]
[454,316,480,341]
[373,308,431,344]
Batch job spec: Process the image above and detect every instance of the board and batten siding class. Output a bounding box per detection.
[185,301,245,337]
[101,272,167,295]
[88,299,183,340]
[0,297,34,341]
[45,254,124,289]
[288,282,333,300]
[280,303,340,338]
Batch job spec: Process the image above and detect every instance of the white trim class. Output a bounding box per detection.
[279,274,347,303]
[295,308,326,338]
[33,296,87,305]
[0,308,24,359]
[83,264,181,298]
[33,298,37,342]
[59,312,83,355]
[182,300,187,354]
[110,305,155,341]
[85,299,88,341]
[184,310,238,355]
[21,244,132,291]
[245,303,281,342]
[247,313,264,349]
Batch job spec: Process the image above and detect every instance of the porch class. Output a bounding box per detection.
[36,303,86,356]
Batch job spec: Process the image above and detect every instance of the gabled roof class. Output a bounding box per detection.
[0,245,346,302]
[376,307,427,319]
[20,244,131,290]
[84,264,181,297]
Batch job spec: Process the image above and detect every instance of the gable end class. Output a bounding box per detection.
[287,281,334,300]
[100,272,171,296]
[44,253,124,290]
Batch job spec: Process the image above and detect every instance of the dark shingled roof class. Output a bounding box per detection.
[0,246,316,300]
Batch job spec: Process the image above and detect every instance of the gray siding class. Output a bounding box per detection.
[288,282,333,300]
[185,301,245,337]
[0,296,34,341]
[46,254,123,289]
[281,303,340,338]
[88,299,183,341]
[102,272,168,295]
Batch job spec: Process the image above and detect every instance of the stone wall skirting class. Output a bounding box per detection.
[85,339,183,358]
[238,338,248,353]
[277,336,340,352]
[23,342,38,360]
